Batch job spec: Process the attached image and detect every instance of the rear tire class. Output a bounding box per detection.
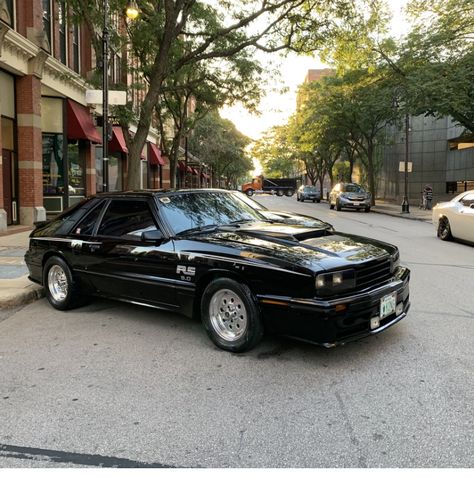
[43,256,86,310]
[329,202,334,210]
[365,207,371,213]
[438,217,452,241]
[276,190,284,197]
[246,189,254,197]
[201,278,263,353]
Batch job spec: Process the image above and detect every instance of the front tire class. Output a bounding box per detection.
[245,189,254,197]
[336,200,342,211]
[201,278,263,353]
[43,256,85,310]
[438,217,452,241]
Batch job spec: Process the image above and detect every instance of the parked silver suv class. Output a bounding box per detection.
[329,182,371,212]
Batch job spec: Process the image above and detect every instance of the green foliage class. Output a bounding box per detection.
[188,111,252,188]
[250,125,299,178]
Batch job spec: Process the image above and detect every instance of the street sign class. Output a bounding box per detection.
[399,161,413,172]
[85,90,127,105]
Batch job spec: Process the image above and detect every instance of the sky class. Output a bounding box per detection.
[220,0,410,142]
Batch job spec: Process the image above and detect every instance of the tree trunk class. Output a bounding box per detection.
[366,141,376,206]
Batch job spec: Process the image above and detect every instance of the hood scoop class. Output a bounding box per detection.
[239,225,331,244]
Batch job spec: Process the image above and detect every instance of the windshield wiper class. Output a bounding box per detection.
[176,224,219,236]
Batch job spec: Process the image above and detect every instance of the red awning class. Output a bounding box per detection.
[201,172,210,179]
[109,127,128,154]
[149,143,165,166]
[186,165,193,173]
[178,162,186,172]
[192,168,199,175]
[67,99,102,144]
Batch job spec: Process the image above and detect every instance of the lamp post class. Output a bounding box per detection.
[393,90,410,214]
[102,1,139,192]
[402,112,410,213]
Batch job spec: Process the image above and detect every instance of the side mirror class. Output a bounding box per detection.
[142,229,164,243]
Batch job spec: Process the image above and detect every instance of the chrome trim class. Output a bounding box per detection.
[32,237,102,246]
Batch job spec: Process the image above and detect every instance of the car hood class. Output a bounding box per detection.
[182,222,394,274]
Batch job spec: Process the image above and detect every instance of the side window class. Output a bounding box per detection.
[73,201,107,236]
[97,200,158,238]
[461,193,474,207]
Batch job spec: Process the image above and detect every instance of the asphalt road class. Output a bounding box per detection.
[0,196,473,468]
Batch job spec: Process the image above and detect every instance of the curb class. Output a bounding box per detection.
[0,277,44,310]
[371,208,432,223]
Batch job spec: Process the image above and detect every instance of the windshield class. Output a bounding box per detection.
[232,191,267,211]
[158,191,266,235]
[304,186,318,192]
[344,184,366,193]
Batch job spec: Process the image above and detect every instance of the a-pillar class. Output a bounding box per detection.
[16,74,46,226]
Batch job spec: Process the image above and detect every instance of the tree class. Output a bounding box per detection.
[372,0,474,133]
[188,111,252,188]
[250,125,299,178]
[66,0,390,189]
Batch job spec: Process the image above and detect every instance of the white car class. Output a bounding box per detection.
[433,190,474,243]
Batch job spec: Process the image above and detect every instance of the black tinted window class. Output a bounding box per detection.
[73,202,106,236]
[97,200,158,238]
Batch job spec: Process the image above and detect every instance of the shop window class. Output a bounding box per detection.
[43,134,64,195]
[108,155,123,192]
[0,0,14,27]
[68,141,85,196]
[95,146,103,193]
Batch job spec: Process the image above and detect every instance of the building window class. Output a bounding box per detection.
[72,23,80,73]
[108,155,123,192]
[42,0,52,50]
[58,1,67,64]
[95,146,104,193]
[0,0,14,27]
[43,134,64,195]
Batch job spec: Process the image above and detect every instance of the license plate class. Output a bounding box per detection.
[352,202,360,206]
[380,292,397,319]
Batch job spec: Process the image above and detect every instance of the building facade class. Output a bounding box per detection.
[379,116,474,204]
[0,0,169,232]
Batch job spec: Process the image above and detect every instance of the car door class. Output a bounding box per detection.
[79,198,180,309]
[453,193,474,242]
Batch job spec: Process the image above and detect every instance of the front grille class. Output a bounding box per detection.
[355,258,392,291]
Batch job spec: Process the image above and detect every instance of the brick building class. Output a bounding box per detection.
[0,0,169,232]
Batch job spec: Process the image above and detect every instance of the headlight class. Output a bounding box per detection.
[315,269,356,295]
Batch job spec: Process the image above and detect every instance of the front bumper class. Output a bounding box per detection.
[339,197,371,208]
[258,267,410,347]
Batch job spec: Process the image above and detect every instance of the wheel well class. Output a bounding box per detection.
[192,270,251,319]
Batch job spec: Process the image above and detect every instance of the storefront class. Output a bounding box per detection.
[0,70,17,226]
[42,97,101,213]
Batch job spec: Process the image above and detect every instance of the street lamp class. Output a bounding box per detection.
[393,92,410,214]
[102,1,139,192]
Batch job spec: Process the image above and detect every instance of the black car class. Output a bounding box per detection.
[297,185,321,203]
[25,189,410,353]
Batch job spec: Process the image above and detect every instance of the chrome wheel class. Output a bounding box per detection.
[48,264,68,302]
[209,289,248,342]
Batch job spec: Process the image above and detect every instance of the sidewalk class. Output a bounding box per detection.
[0,201,432,310]
[0,228,43,309]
